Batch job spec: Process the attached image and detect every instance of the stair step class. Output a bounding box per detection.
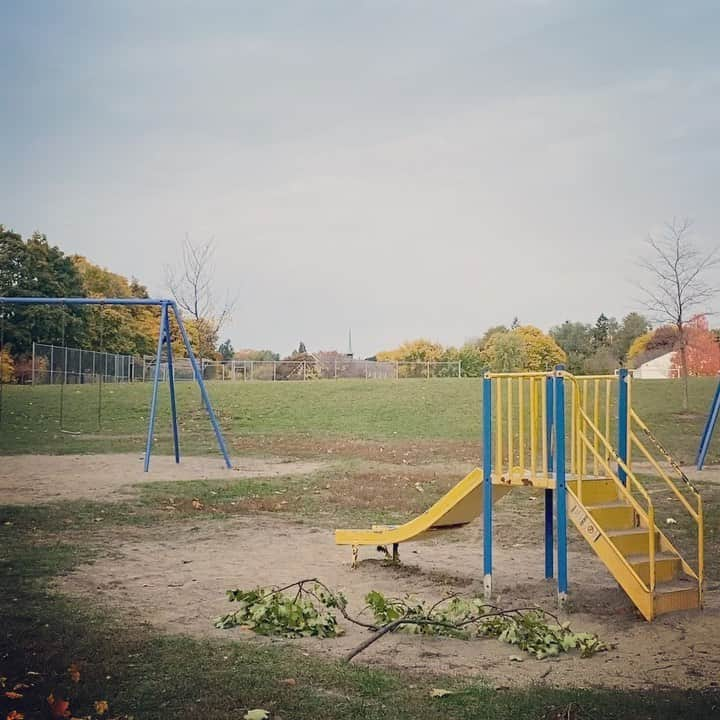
[567,478,619,504]
[606,527,658,554]
[586,501,637,529]
[654,580,701,616]
[626,552,681,584]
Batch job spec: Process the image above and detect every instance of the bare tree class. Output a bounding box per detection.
[165,236,236,358]
[639,217,718,410]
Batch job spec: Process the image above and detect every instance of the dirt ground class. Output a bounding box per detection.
[4,454,719,691]
[0,453,325,504]
[58,515,720,691]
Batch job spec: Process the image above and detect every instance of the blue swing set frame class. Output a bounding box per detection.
[0,296,233,472]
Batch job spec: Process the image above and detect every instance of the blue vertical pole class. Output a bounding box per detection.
[545,375,555,579]
[554,367,568,603]
[697,379,720,470]
[163,304,181,464]
[483,375,493,599]
[617,368,629,485]
[144,302,167,472]
[171,302,233,469]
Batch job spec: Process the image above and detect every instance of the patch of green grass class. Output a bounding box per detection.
[0,498,161,534]
[133,464,468,530]
[1,377,718,463]
[1,519,718,720]
[136,475,291,505]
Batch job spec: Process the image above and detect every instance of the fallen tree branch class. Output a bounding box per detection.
[215,580,608,662]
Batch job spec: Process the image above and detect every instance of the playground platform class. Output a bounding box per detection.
[336,370,703,621]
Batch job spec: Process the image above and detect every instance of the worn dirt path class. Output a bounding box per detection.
[0,454,325,504]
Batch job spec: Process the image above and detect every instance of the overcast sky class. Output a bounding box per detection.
[2,1,719,358]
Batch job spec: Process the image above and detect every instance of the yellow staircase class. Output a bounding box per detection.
[565,476,700,620]
[562,373,704,621]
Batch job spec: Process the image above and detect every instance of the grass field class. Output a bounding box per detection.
[1,377,719,720]
[0,376,718,462]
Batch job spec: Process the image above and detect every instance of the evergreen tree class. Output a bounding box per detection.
[218,338,234,360]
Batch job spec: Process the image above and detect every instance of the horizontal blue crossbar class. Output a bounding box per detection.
[0,297,169,306]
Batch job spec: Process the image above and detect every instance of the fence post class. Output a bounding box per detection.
[458,360,461,378]
[250,360,254,382]
[426,361,430,379]
[31,342,36,385]
[396,361,399,380]
[273,361,277,381]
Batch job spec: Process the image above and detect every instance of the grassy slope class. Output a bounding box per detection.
[0,377,718,462]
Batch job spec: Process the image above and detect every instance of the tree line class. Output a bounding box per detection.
[0,227,222,368]
[2,219,717,398]
[376,314,647,377]
[376,312,719,378]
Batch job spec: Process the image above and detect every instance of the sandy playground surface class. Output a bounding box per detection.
[2,453,719,691]
[0,453,325,505]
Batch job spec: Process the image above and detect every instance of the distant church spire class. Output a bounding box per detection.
[347,328,353,358]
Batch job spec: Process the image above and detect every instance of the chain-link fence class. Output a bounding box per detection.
[31,343,135,384]
[196,358,463,381]
[27,345,463,384]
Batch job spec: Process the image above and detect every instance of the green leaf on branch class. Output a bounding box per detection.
[214,582,343,638]
[213,580,607,662]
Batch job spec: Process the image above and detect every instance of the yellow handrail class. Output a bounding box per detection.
[629,408,704,602]
[507,377,514,471]
[518,377,525,472]
[541,378,548,477]
[530,377,537,478]
[563,372,657,591]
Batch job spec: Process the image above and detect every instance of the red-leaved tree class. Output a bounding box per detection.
[671,315,720,377]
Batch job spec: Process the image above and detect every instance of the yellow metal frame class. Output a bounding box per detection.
[335,368,703,620]
[486,371,550,484]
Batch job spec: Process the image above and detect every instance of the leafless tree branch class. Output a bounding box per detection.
[638,217,718,409]
[165,235,237,357]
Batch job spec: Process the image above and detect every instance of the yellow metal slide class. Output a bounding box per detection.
[335,468,511,564]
